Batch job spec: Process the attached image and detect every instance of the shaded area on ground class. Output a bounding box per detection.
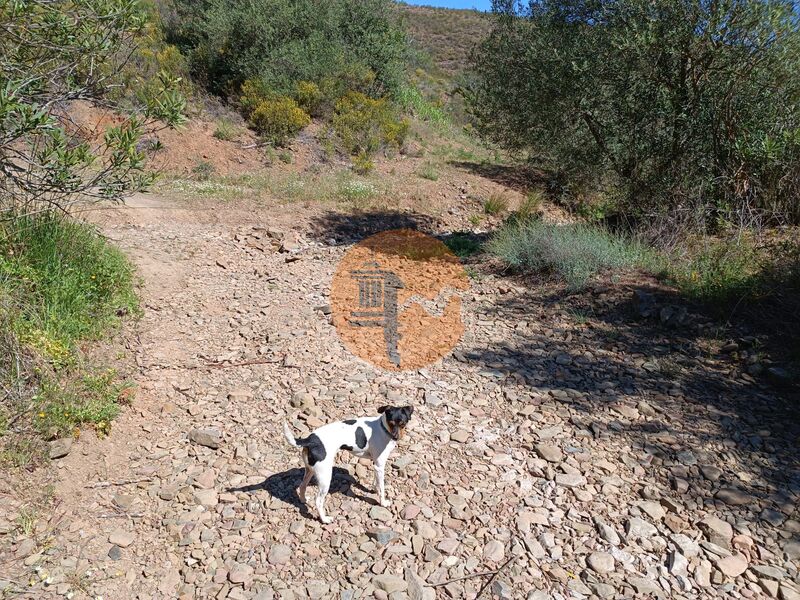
[307,210,443,246]
[227,466,375,521]
[448,160,547,195]
[460,274,800,526]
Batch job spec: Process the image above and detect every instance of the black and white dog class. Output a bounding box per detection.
[283,405,413,523]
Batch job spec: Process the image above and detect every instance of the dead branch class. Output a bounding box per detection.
[85,478,152,488]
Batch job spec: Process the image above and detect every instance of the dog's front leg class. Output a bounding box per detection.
[374,460,390,507]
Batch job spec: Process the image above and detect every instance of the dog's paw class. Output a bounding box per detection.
[320,515,333,524]
[380,499,392,508]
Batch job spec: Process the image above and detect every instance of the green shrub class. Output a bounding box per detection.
[576,195,619,223]
[1,0,185,216]
[0,213,138,360]
[294,80,325,117]
[250,97,311,145]
[417,162,439,181]
[483,193,509,215]
[332,91,409,156]
[1,0,171,464]
[488,221,649,289]
[397,84,449,128]
[444,232,482,257]
[353,151,375,175]
[239,78,273,116]
[666,239,761,303]
[513,190,543,223]
[1,212,138,456]
[213,118,239,141]
[112,2,193,110]
[126,45,193,110]
[468,0,800,224]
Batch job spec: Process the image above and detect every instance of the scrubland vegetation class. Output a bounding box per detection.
[0,0,183,464]
[468,0,800,337]
[163,0,411,167]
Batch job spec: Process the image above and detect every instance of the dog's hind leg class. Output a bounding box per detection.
[298,466,313,505]
[297,449,313,504]
[314,462,333,524]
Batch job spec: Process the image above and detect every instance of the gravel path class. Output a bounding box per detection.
[2,194,799,600]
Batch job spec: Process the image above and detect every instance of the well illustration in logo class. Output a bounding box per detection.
[331,229,469,371]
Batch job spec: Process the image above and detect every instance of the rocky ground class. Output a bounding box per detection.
[1,189,799,600]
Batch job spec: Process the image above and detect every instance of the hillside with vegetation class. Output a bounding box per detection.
[399,3,491,76]
[398,2,491,125]
[1,1,800,599]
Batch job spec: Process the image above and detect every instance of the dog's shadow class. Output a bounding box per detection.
[227,467,375,520]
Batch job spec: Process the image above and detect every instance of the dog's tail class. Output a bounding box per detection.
[283,421,299,447]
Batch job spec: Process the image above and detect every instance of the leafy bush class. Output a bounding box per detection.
[109,0,193,111]
[0,0,186,215]
[1,0,170,463]
[353,152,375,175]
[1,213,138,459]
[332,92,409,156]
[167,0,407,100]
[488,221,649,288]
[250,97,311,145]
[239,78,273,116]
[468,0,800,225]
[397,84,449,128]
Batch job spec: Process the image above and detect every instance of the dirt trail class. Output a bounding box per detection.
[3,191,799,600]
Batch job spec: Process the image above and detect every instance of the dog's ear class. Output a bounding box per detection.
[377,405,389,414]
[404,406,414,417]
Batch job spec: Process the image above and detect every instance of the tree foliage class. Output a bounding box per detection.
[0,0,186,214]
[467,0,800,225]
[166,0,408,101]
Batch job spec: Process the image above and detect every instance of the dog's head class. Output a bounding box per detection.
[377,405,414,440]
